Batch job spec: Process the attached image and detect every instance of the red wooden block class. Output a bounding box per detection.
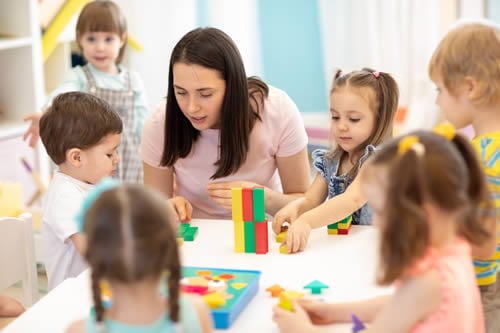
[254,220,269,254]
[338,228,349,235]
[242,188,253,221]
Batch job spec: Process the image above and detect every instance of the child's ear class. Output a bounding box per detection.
[463,76,479,99]
[67,148,83,167]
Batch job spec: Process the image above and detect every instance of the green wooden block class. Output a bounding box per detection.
[327,223,338,230]
[244,221,256,252]
[184,226,198,241]
[252,187,265,222]
[178,223,190,237]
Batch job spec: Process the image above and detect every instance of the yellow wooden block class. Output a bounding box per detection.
[279,290,304,311]
[177,237,184,246]
[231,188,243,222]
[276,231,286,243]
[203,292,226,308]
[0,183,23,217]
[327,229,338,235]
[279,244,289,254]
[234,220,245,252]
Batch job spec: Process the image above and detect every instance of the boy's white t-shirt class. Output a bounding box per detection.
[42,171,93,290]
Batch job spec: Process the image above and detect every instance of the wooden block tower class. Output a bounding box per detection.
[231,187,268,254]
[327,215,352,235]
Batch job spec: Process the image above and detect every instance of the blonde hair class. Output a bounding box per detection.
[429,21,500,106]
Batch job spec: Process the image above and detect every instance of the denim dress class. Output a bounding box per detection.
[312,145,376,225]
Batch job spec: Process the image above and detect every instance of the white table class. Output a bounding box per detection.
[4,219,391,332]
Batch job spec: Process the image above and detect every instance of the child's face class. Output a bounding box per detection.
[330,88,375,155]
[80,133,121,184]
[173,62,226,130]
[79,31,125,74]
[433,79,473,129]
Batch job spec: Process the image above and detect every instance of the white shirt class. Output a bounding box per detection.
[42,171,93,290]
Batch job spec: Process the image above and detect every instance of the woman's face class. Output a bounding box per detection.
[172,62,226,130]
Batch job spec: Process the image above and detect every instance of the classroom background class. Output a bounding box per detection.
[0,0,500,329]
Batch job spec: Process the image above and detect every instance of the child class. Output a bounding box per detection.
[40,91,122,291]
[24,0,148,183]
[273,128,491,333]
[140,27,310,220]
[272,68,399,253]
[428,20,500,332]
[65,184,212,333]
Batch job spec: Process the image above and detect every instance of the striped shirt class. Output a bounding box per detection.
[472,132,500,286]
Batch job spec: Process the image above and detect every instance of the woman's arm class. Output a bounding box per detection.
[143,162,174,197]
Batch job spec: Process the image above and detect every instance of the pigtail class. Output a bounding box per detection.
[378,147,430,285]
[451,134,492,244]
[91,269,106,324]
[166,223,182,323]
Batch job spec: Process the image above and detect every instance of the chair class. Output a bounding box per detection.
[0,213,39,306]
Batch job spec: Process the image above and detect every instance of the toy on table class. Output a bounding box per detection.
[20,157,47,207]
[303,280,329,295]
[351,313,366,332]
[231,187,268,254]
[327,214,352,235]
[266,284,285,297]
[177,223,198,244]
[181,266,261,329]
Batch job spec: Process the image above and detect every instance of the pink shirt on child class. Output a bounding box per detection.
[139,86,308,219]
[405,238,484,333]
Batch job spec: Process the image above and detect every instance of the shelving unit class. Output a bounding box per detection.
[0,0,50,192]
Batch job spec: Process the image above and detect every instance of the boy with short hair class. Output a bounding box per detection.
[40,91,122,290]
[429,20,500,333]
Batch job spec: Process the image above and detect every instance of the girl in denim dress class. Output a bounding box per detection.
[272,68,399,253]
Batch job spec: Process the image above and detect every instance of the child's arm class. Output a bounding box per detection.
[470,215,497,260]
[69,233,86,257]
[0,294,25,317]
[189,295,214,333]
[65,319,85,333]
[284,170,366,253]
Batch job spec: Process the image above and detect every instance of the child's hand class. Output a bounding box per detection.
[298,299,336,325]
[283,218,311,253]
[169,196,192,222]
[272,301,318,333]
[206,180,265,211]
[272,203,300,234]
[23,112,42,148]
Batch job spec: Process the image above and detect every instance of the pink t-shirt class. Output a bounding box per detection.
[405,238,484,333]
[139,86,308,219]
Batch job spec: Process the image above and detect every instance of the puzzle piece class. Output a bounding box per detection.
[279,290,304,311]
[266,284,285,297]
[178,223,199,241]
[303,280,329,294]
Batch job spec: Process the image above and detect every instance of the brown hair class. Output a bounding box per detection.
[428,21,500,107]
[76,0,128,64]
[160,27,267,179]
[330,68,399,181]
[84,185,181,323]
[40,92,122,165]
[364,131,492,285]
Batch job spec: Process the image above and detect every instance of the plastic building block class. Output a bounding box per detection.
[242,188,253,221]
[279,290,304,311]
[279,244,289,254]
[276,231,287,243]
[252,187,265,221]
[352,314,366,332]
[234,220,245,252]
[184,226,199,241]
[327,215,352,235]
[254,220,269,254]
[266,284,285,297]
[231,188,243,222]
[244,221,256,253]
[303,280,329,294]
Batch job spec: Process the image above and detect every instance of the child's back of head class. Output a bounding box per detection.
[363,128,492,284]
[428,20,500,107]
[83,184,181,323]
[40,91,122,166]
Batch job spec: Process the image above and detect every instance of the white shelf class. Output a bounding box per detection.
[0,37,33,50]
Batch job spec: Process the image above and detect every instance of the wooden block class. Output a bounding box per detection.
[244,221,256,253]
[242,188,253,221]
[231,188,243,222]
[234,221,245,253]
[254,220,268,254]
[252,187,265,222]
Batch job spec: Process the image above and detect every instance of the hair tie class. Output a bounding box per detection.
[75,177,121,232]
[373,71,380,78]
[398,135,425,156]
[432,123,456,140]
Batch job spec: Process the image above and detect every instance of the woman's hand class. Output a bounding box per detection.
[207,181,267,211]
[169,196,193,222]
[23,112,43,148]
